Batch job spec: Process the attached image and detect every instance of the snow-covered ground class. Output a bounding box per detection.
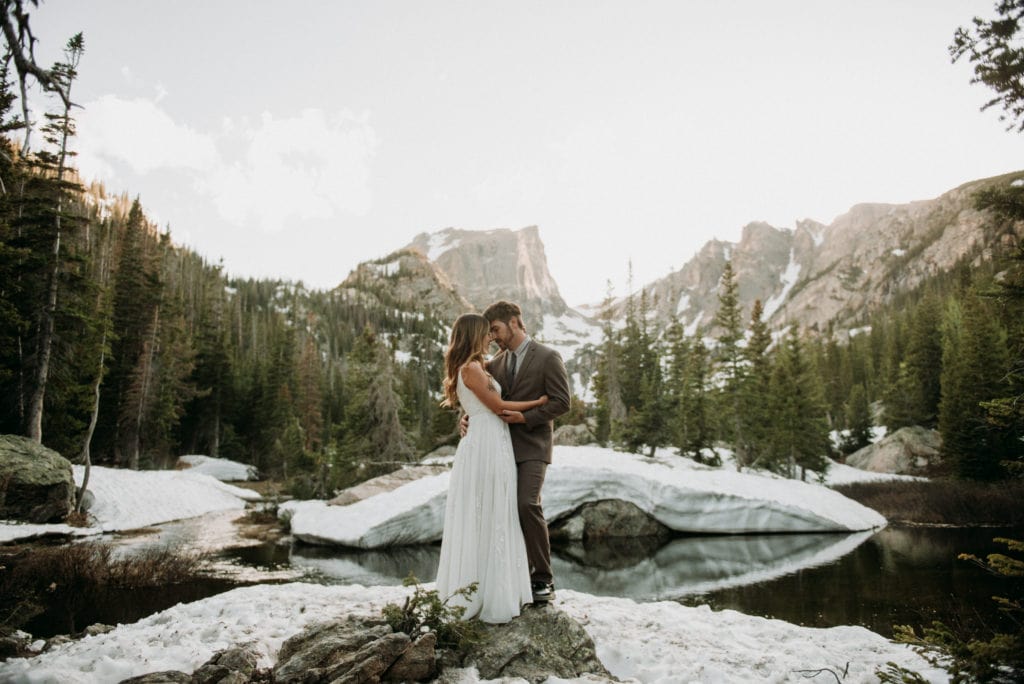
[0,450,951,683]
[0,582,946,684]
[175,454,259,481]
[0,464,260,543]
[282,445,888,549]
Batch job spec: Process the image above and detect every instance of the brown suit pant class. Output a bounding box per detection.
[517,459,552,584]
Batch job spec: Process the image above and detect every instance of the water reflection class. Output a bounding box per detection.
[691,526,1023,638]
[290,544,441,586]
[283,530,874,602]
[553,530,873,599]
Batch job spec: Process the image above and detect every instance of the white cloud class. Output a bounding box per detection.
[207,108,377,232]
[71,97,377,235]
[75,95,218,177]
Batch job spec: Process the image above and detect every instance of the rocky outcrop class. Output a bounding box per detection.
[551,499,671,542]
[553,423,595,446]
[113,606,610,684]
[0,434,75,523]
[273,614,436,684]
[460,605,611,682]
[846,426,941,475]
[337,249,472,323]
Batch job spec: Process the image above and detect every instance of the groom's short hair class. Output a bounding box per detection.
[484,300,525,331]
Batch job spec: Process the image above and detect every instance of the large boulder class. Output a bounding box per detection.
[550,499,671,542]
[553,423,595,446]
[274,614,419,684]
[846,426,940,475]
[0,434,75,523]
[460,605,611,682]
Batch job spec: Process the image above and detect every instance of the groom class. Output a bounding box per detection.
[464,300,571,604]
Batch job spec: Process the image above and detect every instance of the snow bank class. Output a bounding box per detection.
[282,446,885,549]
[0,583,945,684]
[176,455,259,482]
[0,465,260,543]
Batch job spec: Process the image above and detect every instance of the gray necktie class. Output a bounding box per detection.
[508,352,517,379]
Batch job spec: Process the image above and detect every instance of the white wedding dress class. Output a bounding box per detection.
[434,372,532,623]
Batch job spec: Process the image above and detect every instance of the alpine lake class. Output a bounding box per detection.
[25,504,1022,644]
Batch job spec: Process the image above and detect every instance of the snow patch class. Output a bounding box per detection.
[762,249,801,320]
[675,292,691,315]
[177,455,259,482]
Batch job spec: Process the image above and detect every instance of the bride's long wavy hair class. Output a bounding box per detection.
[442,313,491,408]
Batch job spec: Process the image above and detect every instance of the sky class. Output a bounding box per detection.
[27,0,1024,306]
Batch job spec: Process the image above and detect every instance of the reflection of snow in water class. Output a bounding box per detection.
[106,509,306,584]
[554,530,875,599]
[104,509,254,557]
[286,530,875,601]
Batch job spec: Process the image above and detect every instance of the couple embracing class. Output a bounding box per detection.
[435,300,571,624]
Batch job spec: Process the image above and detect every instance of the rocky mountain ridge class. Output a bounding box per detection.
[598,170,1023,338]
[339,171,1022,372]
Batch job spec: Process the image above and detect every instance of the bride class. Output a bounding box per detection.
[435,313,547,623]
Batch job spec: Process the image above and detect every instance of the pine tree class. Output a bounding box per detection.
[675,332,717,464]
[738,299,773,469]
[714,260,746,459]
[100,199,162,466]
[23,33,85,442]
[939,289,1011,480]
[840,383,873,456]
[338,325,414,484]
[766,327,831,479]
[592,281,623,445]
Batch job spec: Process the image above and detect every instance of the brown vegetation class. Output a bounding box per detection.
[0,542,206,637]
[834,479,1024,526]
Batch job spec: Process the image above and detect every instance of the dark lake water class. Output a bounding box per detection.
[22,520,1022,641]
[225,524,1022,640]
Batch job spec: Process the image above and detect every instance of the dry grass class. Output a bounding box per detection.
[834,479,1024,526]
[0,542,206,635]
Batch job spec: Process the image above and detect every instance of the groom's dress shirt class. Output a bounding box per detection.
[508,337,530,378]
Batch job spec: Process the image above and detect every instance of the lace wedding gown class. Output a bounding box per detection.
[434,372,532,623]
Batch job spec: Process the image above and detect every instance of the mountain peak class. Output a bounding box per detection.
[406,225,568,328]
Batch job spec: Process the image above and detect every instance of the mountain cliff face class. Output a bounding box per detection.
[622,171,1023,337]
[405,226,569,328]
[336,248,472,324]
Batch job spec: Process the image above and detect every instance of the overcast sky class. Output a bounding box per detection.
[29,1,1024,306]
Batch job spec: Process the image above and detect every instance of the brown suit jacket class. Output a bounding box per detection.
[486,340,571,464]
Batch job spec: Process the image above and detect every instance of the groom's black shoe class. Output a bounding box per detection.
[531,581,555,604]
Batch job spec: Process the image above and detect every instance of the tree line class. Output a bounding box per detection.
[588,204,1024,481]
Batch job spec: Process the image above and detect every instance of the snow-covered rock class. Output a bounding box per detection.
[846,426,941,475]
[0,465,261,543]
[176,455,260,482]
[281,446,885,549]
[0,582,946,684]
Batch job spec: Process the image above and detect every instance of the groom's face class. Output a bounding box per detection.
[488,319,515,351]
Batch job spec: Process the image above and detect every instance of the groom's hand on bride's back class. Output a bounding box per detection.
[459,413,469,437]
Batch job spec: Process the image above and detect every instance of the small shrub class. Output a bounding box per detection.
[382,573,481,650]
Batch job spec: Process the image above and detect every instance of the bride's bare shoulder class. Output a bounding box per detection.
[459,360,486,380]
